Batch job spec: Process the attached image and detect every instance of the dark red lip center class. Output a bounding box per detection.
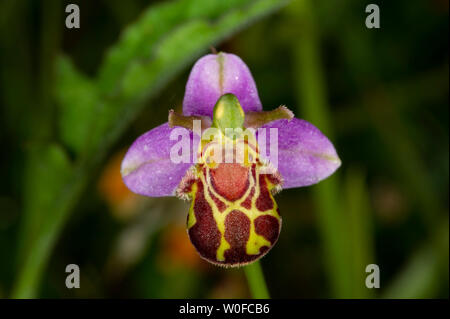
[209,163,249,201]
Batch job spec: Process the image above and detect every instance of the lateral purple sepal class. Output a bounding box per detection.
[121,123,197,197]
[259,118,341,188]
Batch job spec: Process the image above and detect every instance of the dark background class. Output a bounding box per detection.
[0,0,448,298]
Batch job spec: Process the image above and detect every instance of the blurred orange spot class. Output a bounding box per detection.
[160,224,206,270]
[98,149,139,219]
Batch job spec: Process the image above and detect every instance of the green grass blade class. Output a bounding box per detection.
[290,0,352,297]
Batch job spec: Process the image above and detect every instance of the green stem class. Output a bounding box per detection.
[244,261,270,299]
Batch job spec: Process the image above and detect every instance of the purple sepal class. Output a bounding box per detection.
[121,123,198,197]
[258,118,341,189]
[183,53,262,117]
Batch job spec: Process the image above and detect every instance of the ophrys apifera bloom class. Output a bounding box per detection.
[121,53,340,266]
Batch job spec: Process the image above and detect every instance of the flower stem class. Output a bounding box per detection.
[244,261,270,299]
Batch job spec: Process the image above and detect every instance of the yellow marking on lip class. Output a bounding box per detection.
[200,169,230,261]
[190,129,282,263]
[246,221,272,255]
[201,161,281,260]
[187,183,198,229]
[216,236,231,262]
[245,174,280,255]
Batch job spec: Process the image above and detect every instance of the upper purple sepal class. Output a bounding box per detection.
[121,123,198,197]
[183,53,262,117]
[258,118,341,189]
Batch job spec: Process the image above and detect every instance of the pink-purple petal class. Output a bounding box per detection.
[121,123,197,197]
[258,118,341,189]
[183,53,262,117]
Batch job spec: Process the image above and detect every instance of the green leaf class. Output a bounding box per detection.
[55,56,100,153]
[13,144,74,298]
[97,0,282,94]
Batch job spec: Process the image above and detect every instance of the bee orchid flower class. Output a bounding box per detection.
[121,52,341,267]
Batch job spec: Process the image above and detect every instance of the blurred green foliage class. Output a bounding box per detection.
[0,0,448,298]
